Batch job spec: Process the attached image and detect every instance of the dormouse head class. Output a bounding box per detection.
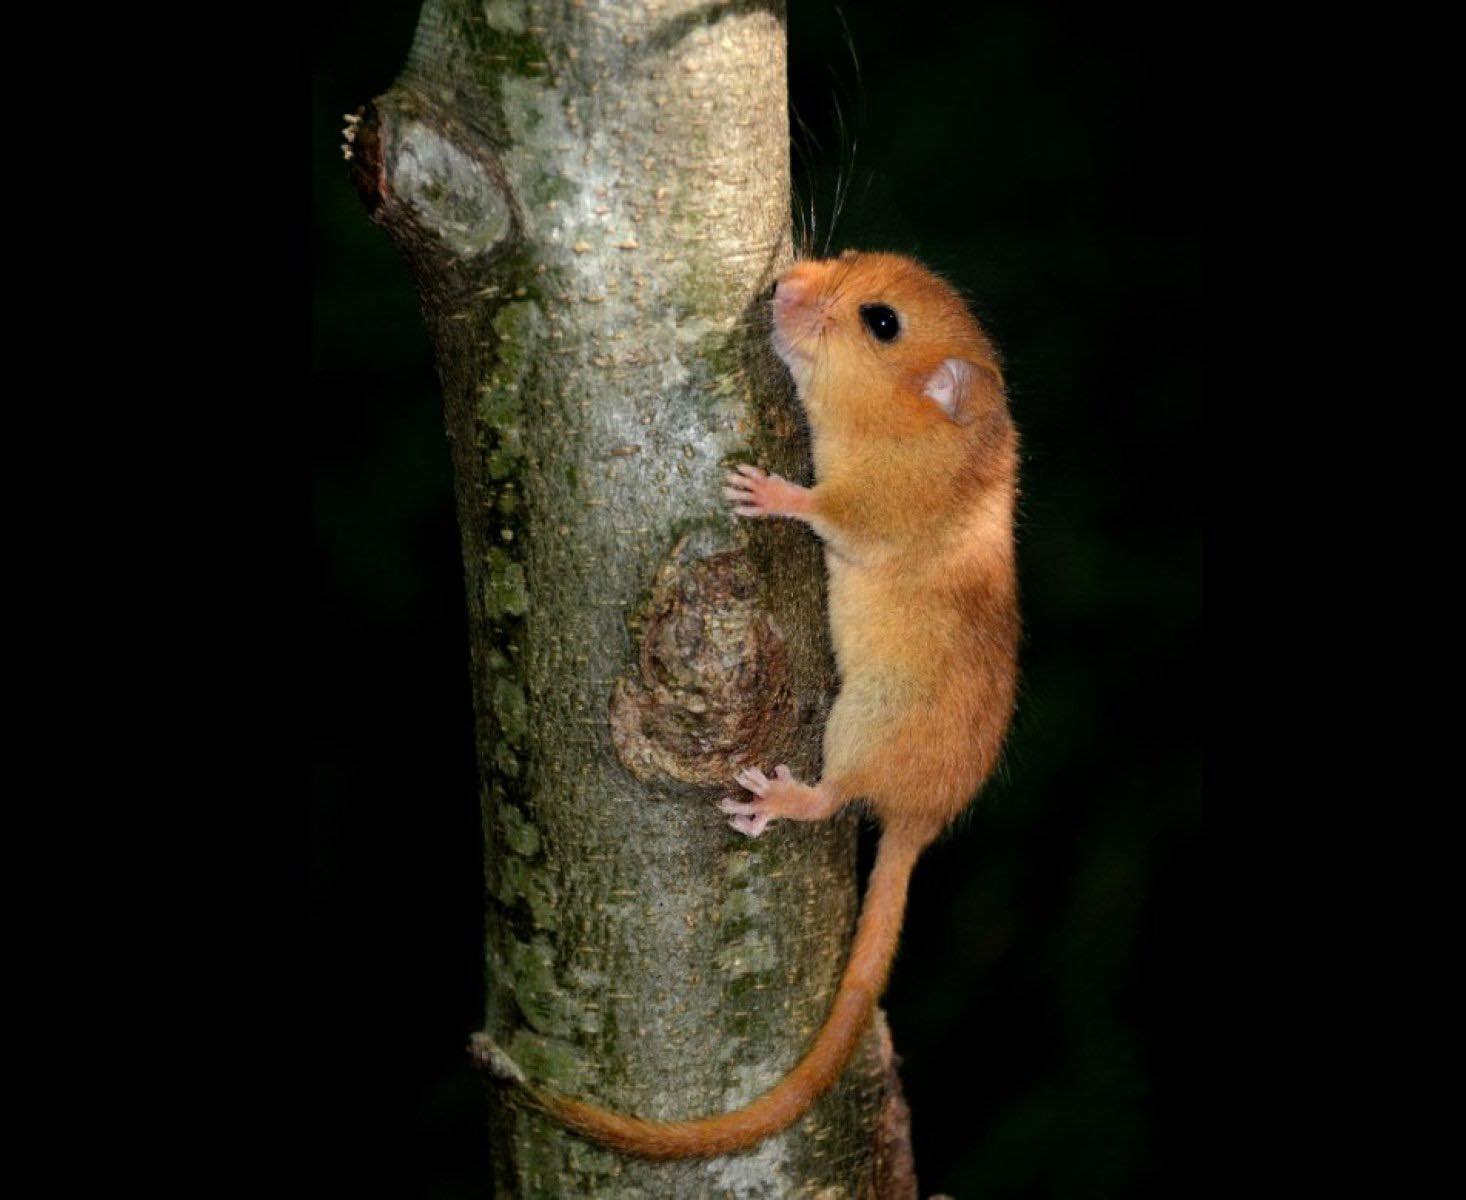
[768,250,1005,436]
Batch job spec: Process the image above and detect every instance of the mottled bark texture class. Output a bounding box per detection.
[349,2,915,1195]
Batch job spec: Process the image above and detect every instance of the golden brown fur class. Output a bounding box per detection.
[520,251,1019,1157]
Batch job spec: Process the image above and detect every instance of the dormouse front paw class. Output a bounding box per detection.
[723,465,812,520]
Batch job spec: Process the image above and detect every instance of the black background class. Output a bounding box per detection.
[309,3,1204,1195]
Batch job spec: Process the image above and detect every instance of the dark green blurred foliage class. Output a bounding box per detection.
[310,3,1202,1196]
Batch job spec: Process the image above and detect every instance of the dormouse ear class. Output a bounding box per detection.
[921,357,996,425]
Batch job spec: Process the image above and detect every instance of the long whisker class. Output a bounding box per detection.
[821,7,865,260]
[824,90,848,257]
[835,5,864,101]
[791,168,814,261]
[789,98,826,261]
[829,133,856,254]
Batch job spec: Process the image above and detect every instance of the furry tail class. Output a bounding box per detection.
[512,829,924,1159]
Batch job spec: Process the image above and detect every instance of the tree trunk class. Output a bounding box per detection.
[348,2,916,1195]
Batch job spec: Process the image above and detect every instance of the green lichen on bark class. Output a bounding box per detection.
[350,2,916,1196]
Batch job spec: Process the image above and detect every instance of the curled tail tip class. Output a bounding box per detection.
[469,1033,527,1087]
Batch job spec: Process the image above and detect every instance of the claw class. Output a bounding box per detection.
[729,813,771,838]
[736,767,770,795]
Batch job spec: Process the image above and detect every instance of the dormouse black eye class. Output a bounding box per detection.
[860,303,901,343]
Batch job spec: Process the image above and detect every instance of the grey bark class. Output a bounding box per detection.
[347,2,916,1195]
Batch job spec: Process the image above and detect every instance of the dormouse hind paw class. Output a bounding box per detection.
[719,765,833,836]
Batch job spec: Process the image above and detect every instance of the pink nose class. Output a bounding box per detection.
[772,276,810,308]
